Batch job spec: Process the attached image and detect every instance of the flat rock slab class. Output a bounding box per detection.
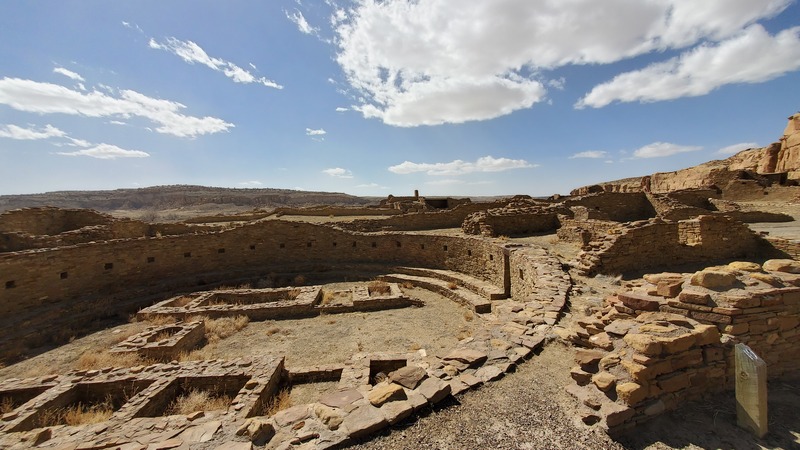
[475,365,504,382]
[763,259,800,273]
[617,292,661,311]
[388,365,427,389]
[380,400,413,425]
[443,348,488,368]
[368,382,406,406]
[417,377,452,404]
[274,405,311,428]
[342,404,387,439]
[319,389,363,409]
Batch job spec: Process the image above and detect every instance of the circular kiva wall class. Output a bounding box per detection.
[0,220,550,362]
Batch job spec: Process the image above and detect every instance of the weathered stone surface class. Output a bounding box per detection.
[690,270,737,289]
[589,332,614,350]
[574,348,605,368]
[592,371,616,391]
[764,259,800,274]
[474,365,504,382]
[417,377,452,404]
[443,348,488,368]
[657,280,683,298]
[678,289,712,305]
[617,292,661,311]
[570,366,592,386]
[179,420,221,443]
[604,320,637,337]
[214,442,252,450]
[318,389,362,409]
[380,400,413,425]
[388,365,427,389]
[313,403,344,430]
[273,405,311,428]
[603,402,635,427]
[643,399,666,416]
[624,333,662,356]
[367,382,406,406]
[616,382,647,405]
[728,261,762,272]
[341,404,387,439]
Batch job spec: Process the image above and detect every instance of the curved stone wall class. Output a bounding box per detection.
[0,220,509,362]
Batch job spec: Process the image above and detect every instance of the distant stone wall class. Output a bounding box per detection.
[272,206,402,217]
[562,192,656,223]
[556,218,621,246]
[338,201,510,232]
[0,220,508,362]
[577,215,771,275]
[0,207,111,235]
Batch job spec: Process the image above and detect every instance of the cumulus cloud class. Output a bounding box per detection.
[334,0,791,125]
[577,25,800,108]
[322,167,353,178]
[0,77,233,138]
[306,128,327,136]
[717,142,759,155]
[633,142,703,159]
[53,67,85,82]
[388,156,535,176]
[148,37,283,89]
[286,9,318,35]
[569,150,608,159]
[335,107,349,112]
[57,143,149,159]
[0,123,66,140]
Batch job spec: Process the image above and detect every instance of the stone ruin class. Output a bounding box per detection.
[0,114,799,448]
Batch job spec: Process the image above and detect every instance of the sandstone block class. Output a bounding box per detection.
[678,290,712,305]
[388,365,427,389]
[657,280,683,298]
[616,382,647,406]
[617,292,661,311]
[443,348,488,368]
[314,404,344,430]
[475,365,504,382]
[694,324,721,346]
[728,261,762,272]
[589,332,614,350]
[273,405,310,428]
[764,259,800,273]
[417,377,451,404]
[592,371,616,391]
[342,404,387,439]
[571,366,592,386]
[621,360,651,382]
[604,319,637,337]
[368,382,406,406]
[624,333,662,356]
[660,333,696,355]
[643,399,666,416]
[690,270,738,289]
[380,400,413,425]
[574,348,606,369]
[658,372,691,393]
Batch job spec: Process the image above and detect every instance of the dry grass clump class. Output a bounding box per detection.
[287,288,301,300]
[76,351,148,371]
[447,281,458,290]
[463,310,475,322]
[368,280,391,295]
[152,329,178,343]
[400,281,414,289]
[36,396,114,427]
[141,315,178,327]
[320,290,336,305]
[264,388,292,416]
[408,342,421,351]
[266,327,282,336]
[203,316,249,341]
[166,390,231,415]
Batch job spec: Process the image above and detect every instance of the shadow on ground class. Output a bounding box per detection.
[616,379,800,450]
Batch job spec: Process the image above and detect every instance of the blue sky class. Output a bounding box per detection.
[1,1,799,197]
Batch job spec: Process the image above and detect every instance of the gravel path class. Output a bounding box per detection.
[350,342,624,450]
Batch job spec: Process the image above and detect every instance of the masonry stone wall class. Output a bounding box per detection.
[0,207,111,235]
[556,218,621,246]
[272,206,402,217]
[0,220,506,362]
[562,192,656,223]
[338,201,511,232]
[577,215,770,275]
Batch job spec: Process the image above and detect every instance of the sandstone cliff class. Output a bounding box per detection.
[572,112,800,196]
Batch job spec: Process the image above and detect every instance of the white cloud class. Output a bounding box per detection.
[53,67,84,82]
[121,21,143,33]
[569,150,608,159]
[717,142,759,155]
[148,37,283,89]
[335,0,790,126]
[0,77,233,138]
[322,167,353,178]
[286,9,318,35]
[239,180,263,187]
[306,128,327,136]
[335,107,349,112]
[633,142,703,159]
[108,120,126,126]
[0,123,66,140]
[355,182,387,189]
[577,25,800,108]
[389,156,536,176]
[57,143,149,159]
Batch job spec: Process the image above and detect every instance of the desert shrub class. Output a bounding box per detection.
[204,316,249,341]
[166,390,231,415]
[36,395,114,427]
[368,281,391,295]
[76,351,147,371]
[447,281,458,290]
[0,397,13,414]
[264,388,292,416]
[463,310,474,322]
